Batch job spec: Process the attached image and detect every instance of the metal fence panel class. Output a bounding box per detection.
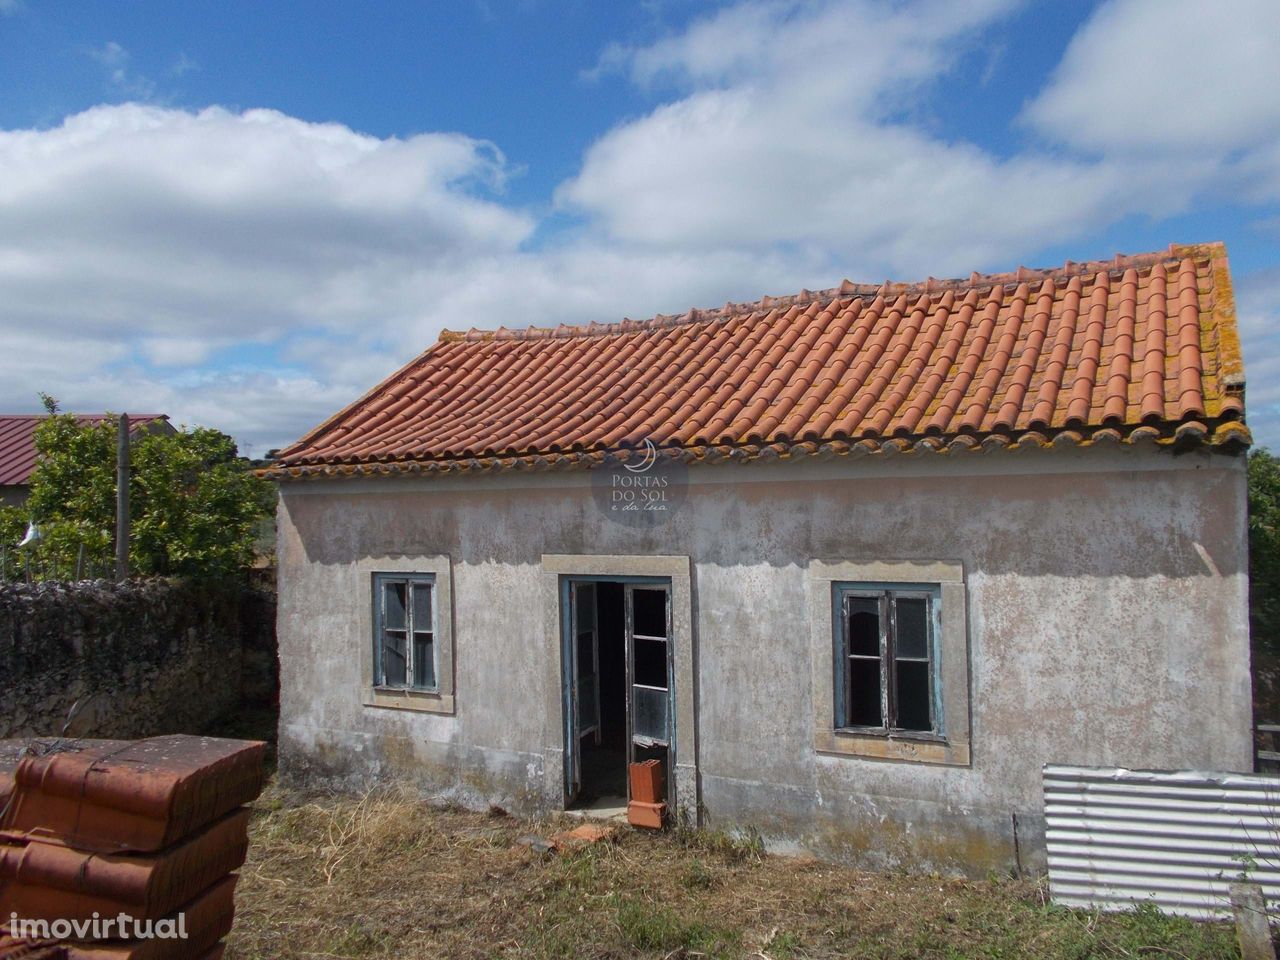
[1044,764,1280,919]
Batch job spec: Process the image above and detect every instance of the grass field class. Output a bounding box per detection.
[223,785,1244,959]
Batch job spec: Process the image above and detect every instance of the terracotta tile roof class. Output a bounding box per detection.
[269,242,1248,480]
[0,415,169,488]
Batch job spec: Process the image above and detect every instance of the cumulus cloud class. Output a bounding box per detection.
[1025,0,1280,154]
[87,41,156,99]
[561,0,1154,278]
[0,104,531,340]
[0,103,537,450]
[1236,267,1280,449]
[559,0,1280,447]
[1024,0,1280,201]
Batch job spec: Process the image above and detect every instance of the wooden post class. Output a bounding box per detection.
[115,413,130,580]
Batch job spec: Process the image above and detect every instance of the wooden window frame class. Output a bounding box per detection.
[372,572,438,693]
[835,585,941,737]
[808,560,970,766]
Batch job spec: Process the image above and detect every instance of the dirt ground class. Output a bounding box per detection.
[223,785,1242,960]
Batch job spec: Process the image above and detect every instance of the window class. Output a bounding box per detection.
[835,585,939,735]
[361,558,454,715]
[810,561,968,765]
[373,573,437,691]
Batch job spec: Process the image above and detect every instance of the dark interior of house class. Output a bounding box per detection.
[577,581,627,802]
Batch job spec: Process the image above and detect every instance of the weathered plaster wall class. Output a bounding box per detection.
[275,445,1251,875]
[1,577,274,739]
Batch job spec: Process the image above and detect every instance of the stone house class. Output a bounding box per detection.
[266,242,1252,873]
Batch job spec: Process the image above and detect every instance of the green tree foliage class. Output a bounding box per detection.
[1251,448,1280,654]
[2,404,273,579]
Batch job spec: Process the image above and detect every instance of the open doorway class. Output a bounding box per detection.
[576,581,626,804]
[564,578,673,813]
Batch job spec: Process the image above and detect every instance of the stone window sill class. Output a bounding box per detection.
[815,727,970,766]
[364,687,455,715]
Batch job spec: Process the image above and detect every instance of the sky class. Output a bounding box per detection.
[0,0,1277,457]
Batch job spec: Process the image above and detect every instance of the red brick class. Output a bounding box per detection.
[627,801,666,830]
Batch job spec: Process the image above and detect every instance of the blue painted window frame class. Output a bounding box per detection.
[372,572,438,693]
[832,581,944,738]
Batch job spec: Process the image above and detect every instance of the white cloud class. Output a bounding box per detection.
[1023,0,1280,202]
[1025,0,1280,154]
[41,368,364,461]
[0,103,536,450]
[170,53,199,78]
[560,0,1148,277]
[88,41,156,100]
[559,0,1280,448]
[0,102,531,341]
[561,89,1131,275]
[596,0,1009,96]
[1236,267,1280,451]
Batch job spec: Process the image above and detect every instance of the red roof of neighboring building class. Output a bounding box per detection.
[0,415,169,487]
[270,242,1248,480]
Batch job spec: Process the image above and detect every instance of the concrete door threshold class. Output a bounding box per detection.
[565,795,628,822]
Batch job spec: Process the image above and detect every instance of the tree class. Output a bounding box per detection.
[3,401,274,579]
[1251,448,1280,655]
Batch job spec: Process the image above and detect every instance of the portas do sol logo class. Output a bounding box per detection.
[590,438,688,527]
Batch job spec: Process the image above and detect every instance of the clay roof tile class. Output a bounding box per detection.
[268,243,1248,478]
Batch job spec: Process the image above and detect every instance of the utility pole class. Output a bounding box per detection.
[116,413,130,580]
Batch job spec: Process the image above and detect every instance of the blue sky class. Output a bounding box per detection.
[0,0,1277,455]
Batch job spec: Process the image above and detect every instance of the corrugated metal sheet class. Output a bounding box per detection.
[1044,764,1280,919]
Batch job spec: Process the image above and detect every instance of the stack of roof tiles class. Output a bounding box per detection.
[0,736,265,959]
[268,243,1249,480]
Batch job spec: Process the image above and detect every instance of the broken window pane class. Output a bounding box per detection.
[632,684,669,743]
[895,597,929,660]
[384,581,407,631]
[846,656,882,727]
[382,630,407,686]
[633,636,668,689]
[632,588,667,638]
[374,575,436,691]
[838,586,939,733]
[412,582,433,634]
[413,632,435,689]
[847,596,880,656]
[895,659,931,731]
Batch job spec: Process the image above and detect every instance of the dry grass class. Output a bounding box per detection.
[225,785,1241,960]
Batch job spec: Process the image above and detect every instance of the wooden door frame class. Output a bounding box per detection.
[542,554,697,820]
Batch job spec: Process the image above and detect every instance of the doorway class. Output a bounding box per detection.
[563,577,673,812]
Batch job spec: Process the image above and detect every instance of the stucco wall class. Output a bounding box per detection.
[275,445,1252,875]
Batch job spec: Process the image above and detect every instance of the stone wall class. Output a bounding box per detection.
[0,577,276,740]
